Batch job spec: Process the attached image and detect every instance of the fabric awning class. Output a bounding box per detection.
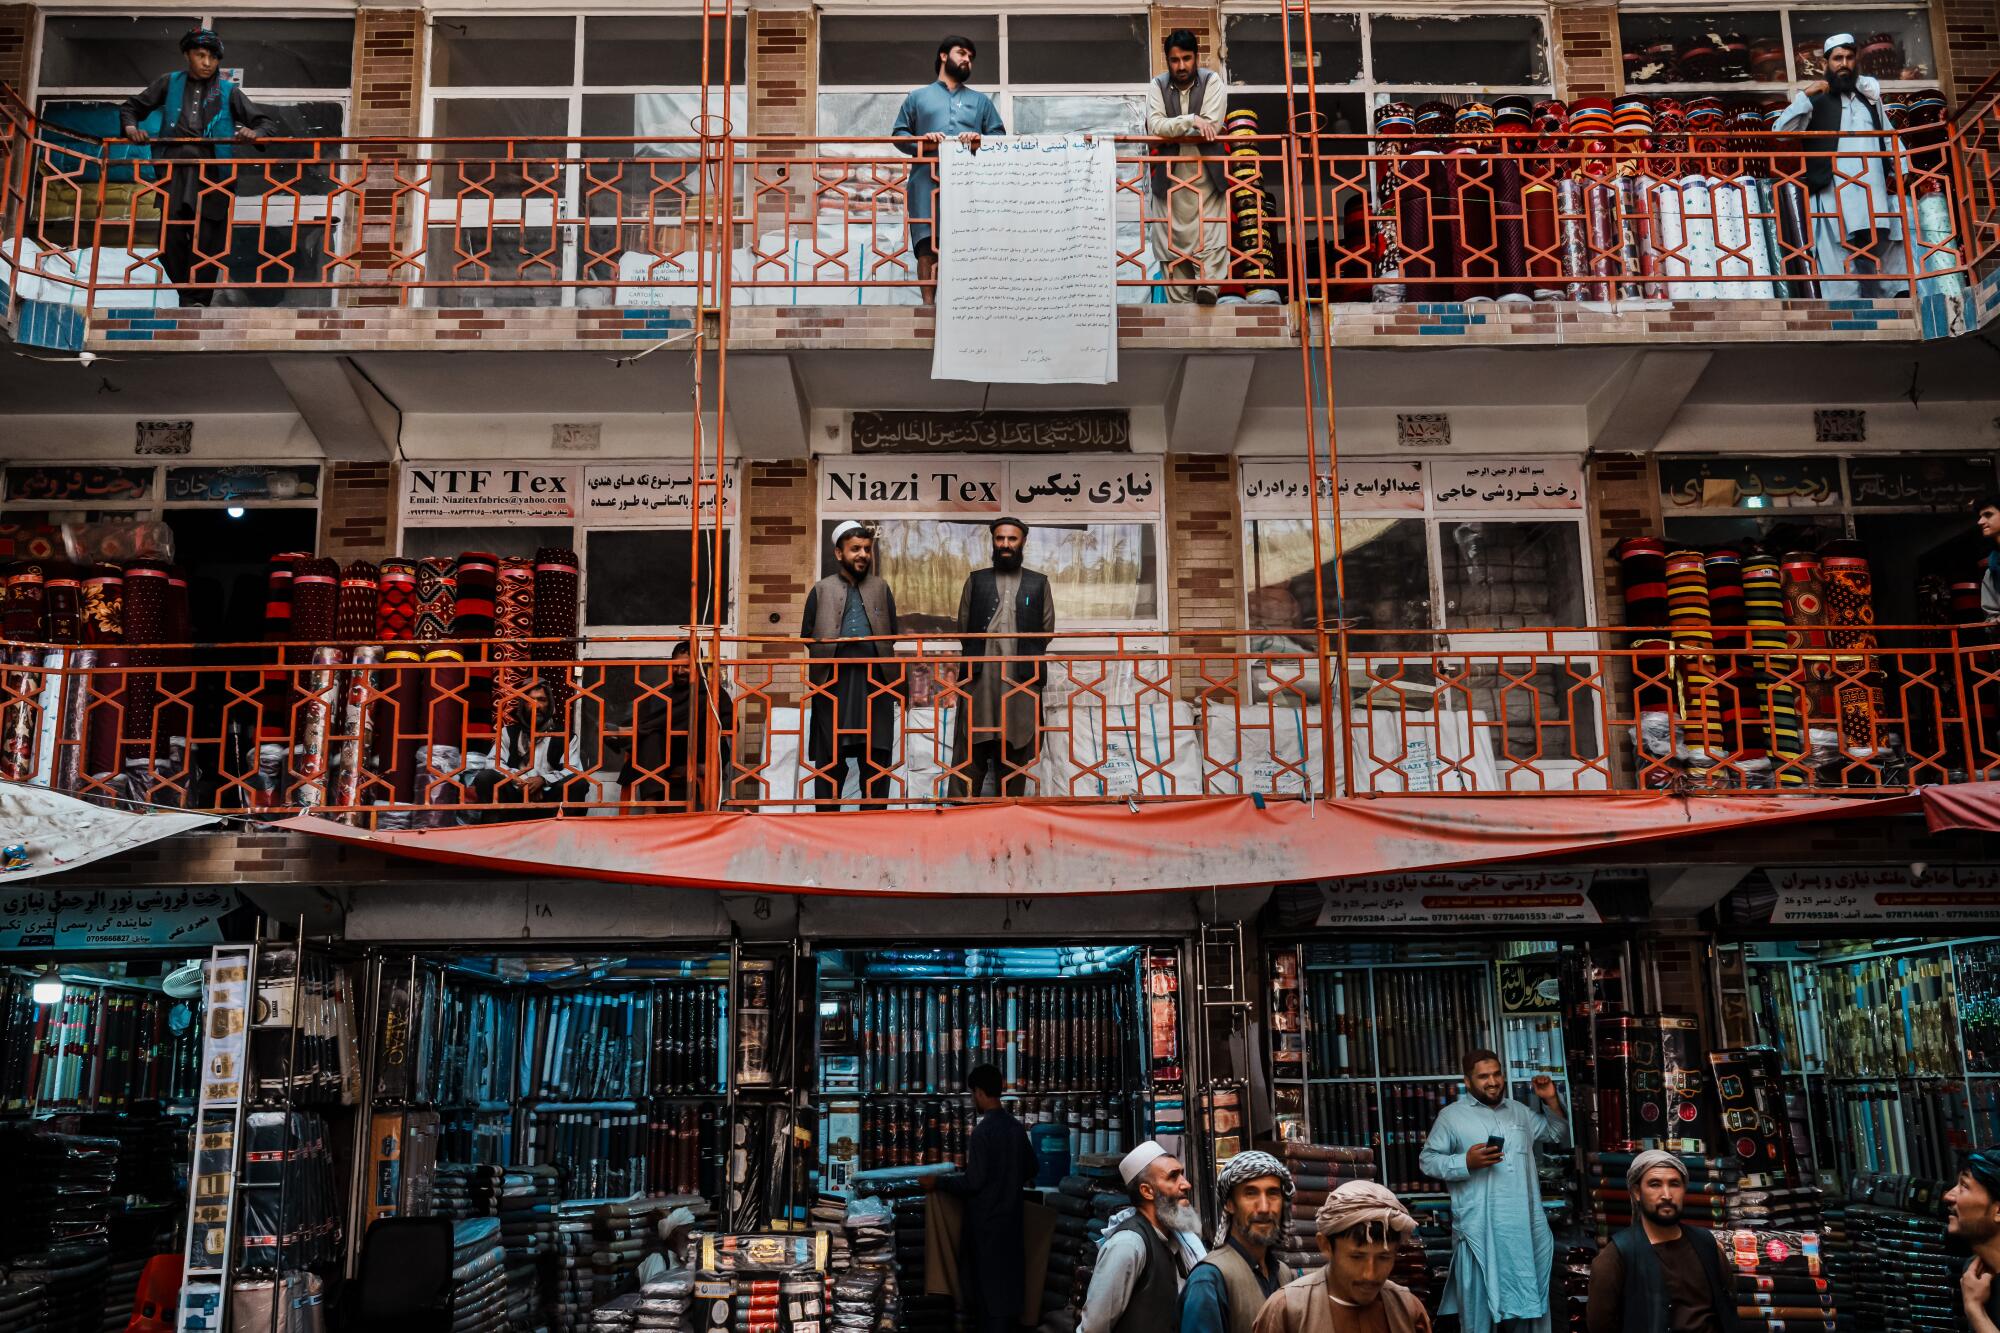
[0,782,218,881]
[278,791,1888,898]
[1917,780,2000,833]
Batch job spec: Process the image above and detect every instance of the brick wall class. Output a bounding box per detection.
[1588,452,1659,621]
[743,458,813,649]
[1155,3,1221,70]
[351,9,423,302]
[0,4,33,97]
[1166,455,1243,694]
[1552,0,1620,99]
[749,8,814,138]
[317,463,395,562]
[1940,0,2000,104]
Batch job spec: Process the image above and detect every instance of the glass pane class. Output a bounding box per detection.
[1852,512,1987,627]
[39,15,202,89]
[1438,522,1584,630]
[819,15,1000,88]
[235,100,345,194]
[1616,11,1786,86]
[1791,9,1936,80]
[815,91,921,160]
[431,98,569,195]
[1245,518,1432,641]
[585,529,732,627]
[1222,13,1363,87]
[1444,663,1603,767]
[583,15,745,86]
[1660,515,1849,552]
[430,16,575,88]
[1012,94,1144,135]
[581,95,706,215]
[1008,14,1149,84]
[425,226,565,306]
[400,526,575,563]
[211,18,354,89]
[821,518,1158,633]
[1370,15,1548,86]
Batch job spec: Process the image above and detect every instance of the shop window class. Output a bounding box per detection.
[1620,10,1785,85]
[819,517,1160,635]
[1007,14,1151,84]
[211,18,354,89]
[37,15,205,88]
[1791,8,1936,80]
[1245,517,1433,638]
[584,529,733,629]
[1223,12,1365,88]
[581,15,744,87]
[1369,14,1549,86]
[817,15,1002,89]
[430,16,575,89]
[1439,521,1587,631]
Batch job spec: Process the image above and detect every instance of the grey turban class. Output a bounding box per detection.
[1626,1149,1688,1194]
[1212,1150,1295,1246]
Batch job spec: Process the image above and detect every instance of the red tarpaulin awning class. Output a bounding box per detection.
[1918,780,2000,833]
[278,791,1894,897]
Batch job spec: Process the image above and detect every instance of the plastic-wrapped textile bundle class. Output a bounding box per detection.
[451,1216,508,1333]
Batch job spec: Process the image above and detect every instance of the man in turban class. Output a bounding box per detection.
[1585,1151,1742,1333]
[1947,1146,2000,1332]
[1251,1181,1431,1333]
[1179,1151,1295,1333]
[1774,33,1906,298]
[1080,1141,1205,1333]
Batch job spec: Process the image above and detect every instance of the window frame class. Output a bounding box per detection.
[1217,4,1556,110]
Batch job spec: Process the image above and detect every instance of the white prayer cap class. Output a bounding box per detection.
[830,519,866,547]
[1119,1140,1169,1185]
[1822,32,1856,55]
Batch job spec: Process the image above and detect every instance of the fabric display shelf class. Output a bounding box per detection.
[0,977,198,1113]
[856,978,1127,1096]
[1821,1174,1952,1332]
[1612,539,1903,787]
[550,1197,709,1333]
[0,1121,119,1333]
[1361,89,1962,303]
[858,1094,1127,1174]
[841,1170,947,1333]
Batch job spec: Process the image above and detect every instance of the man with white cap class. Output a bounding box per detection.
[1585,1150,1742,1333]
[1250,1180,1432,1333]
[1080,1141,1205,1333]
[801,521,904,810]
[1774,33,1906,298]
[1179,1150,1295,1333]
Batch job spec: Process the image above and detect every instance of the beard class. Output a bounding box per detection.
[1232,1215,1281,1247]
[992,547,1023,573]
[944,57,972,82]
[1156,1198,1201,1235]
[1641,1201,1681,1227]
[1955,1211,2000,1246]
[1828,66,1859,92]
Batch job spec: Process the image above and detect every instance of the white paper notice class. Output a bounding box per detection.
[932,134,1117,386]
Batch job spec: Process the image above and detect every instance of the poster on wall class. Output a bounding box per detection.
[0,886,238,950]
[400,465,578,525]
[1769,865,2000,923]
[582,465,739,523]
[4,465,154,505]
[1430,458,1583,510]
[1238,458,1581,516]
[1316,871,1599,927]
[931,135,1118,386]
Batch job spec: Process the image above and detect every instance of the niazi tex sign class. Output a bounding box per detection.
[1317,871,1599,927]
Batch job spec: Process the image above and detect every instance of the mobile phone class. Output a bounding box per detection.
[1485,1135,1504,1152]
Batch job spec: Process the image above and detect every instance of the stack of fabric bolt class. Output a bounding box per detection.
[1556,1240,1595,1332]
[1041,1166,1107,1317]
[1711,1229,1837,1331]
[0,1279,47,1333]
[633,1263,694,1333]
[841,1196,897,1331]
[1588,1152,1737,1234]
[485,1166,560,1326]
[589,1291,640,1333]
[1264,1140,1380,1273]
[1828,1174,1947,1331]
[433,1163,479,1221]
[2,1121,118,1333]
[1403,1201,1450,1312]
[829,1267,888,1333]
[451,1217,509,1333]
[809,1195,849,1271]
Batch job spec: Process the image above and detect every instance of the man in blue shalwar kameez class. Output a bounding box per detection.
[1418,1048,1569,1333]
[890,34,1006,291]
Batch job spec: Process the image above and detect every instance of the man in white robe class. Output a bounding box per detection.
[1775,33,1907,298]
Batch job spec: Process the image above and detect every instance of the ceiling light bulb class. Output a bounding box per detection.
[31,967,63,1005]
[226,506,247,519]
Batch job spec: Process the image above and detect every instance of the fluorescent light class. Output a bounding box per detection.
[31,967,63,1005]
[226,506,247,519]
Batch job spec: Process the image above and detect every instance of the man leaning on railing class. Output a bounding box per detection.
[1774,33,1907,299]
[1145,28,1230,305]
[119,27,274,307]
[890,34,1006,297]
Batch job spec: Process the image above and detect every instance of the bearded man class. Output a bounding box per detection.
[1179,1151,1296,1333]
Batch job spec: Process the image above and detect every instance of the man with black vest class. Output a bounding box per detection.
[1774,33,1907,299]
[1145,29,1229,305]
[1585,1151,1744,1333]
[1082,1142,1206,1333]
[120,27,274,306]
[952,517,1054,798]
[1178,1150,1295,1333]
[801,520,904,810]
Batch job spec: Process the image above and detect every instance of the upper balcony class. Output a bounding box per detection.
[3,82,1998,356]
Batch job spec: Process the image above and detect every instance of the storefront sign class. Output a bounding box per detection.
[1431,458,1583,510]
[1659,456,1842,510]
[1847,455,1996,509]
[0,886,237,950]
[1769,865,2000,924]
[401,465,577,524]
[851,409,1131,453]
[166,465,320,504]
[582,464,738,523]
[1239,460,1423,515]
[1316,871,1599,927]
[820,456,1161,516]
[135,420,193,456]
[3,464,154,505]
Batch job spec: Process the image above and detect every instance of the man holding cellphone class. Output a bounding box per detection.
[1419,1049,1569,1333]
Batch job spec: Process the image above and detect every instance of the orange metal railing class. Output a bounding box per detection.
[7,75,2000,311]
[2,626,1988,819]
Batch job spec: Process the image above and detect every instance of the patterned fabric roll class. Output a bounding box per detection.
[1666,548,1721,757]
[1556,178,1594,300]
[1743,556,1805,784]
[3,563,45,639]
[1491,154,1530,297]
[494,557,536,729]
[80,565,125,784]
[290,558,340,644]
[1389,153,1440,293]
[1584,180,1622,297]
[30,563,83,788]
[454,552,499,728]
[1614,537,1672,715]
[415,558,465,795]
[377,559,419,643]
[377,558,426,810]
[1450,149,1498,300]
[159,568,193,778]
[0,564,46,781]
[120,558,172,748]
[1521,180,1562,295]
[532,547,581,713]
[1712,177,1775,299]
[1822,550,1883,754]
[1951,580,1983,624]
[42,563,82,646]
[290,558,342,809]
[414,557,457,644]
[1704,549,1759,764]
[1652,176,1718,300]
[1615,175,1655,299]
[1780,553,1834,742]
[260,552,306,731]
[1915,187,1966,298]
[1773,181,1818,297]
[336,562,380,643]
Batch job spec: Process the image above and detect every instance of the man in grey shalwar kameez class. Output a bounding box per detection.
[952,517,1054,798]
[1775,33,1908,299]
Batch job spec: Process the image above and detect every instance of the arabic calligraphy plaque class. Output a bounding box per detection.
[850,410,1131,454]
[4,465,155,505]
[1658,456,1843,511]
[1847,455,1996,509]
